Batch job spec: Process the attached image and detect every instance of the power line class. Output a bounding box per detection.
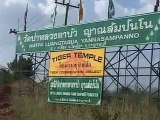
[29,8,55,29]
[30,5,78,29]
[20,0,102,30]
[55,0,79,25]
[27,0,55,28]
[28,0,91,29]
[28,0,54,23]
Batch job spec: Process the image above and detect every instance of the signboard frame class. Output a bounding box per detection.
[48,77,103,105]
[16,12,160,53]
[48,48,106,77]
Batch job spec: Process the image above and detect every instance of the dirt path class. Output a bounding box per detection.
[0,85,15,120]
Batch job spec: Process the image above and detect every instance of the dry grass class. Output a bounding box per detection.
[11,81,160,120]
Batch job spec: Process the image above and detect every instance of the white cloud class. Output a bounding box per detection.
[94,0,108,19]
[139,0,148,5]
[4,0,28,7]
[0,0,41,66]
[0,0,158,67]
[70,0,79,5]
[139,0,154,5]
[37,0,81,27]
[38,0,66,15]
[94,0,155,19]
[38,0,54,15]
[137,2,154,14]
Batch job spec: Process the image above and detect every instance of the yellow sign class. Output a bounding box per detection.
[49,48,105,77]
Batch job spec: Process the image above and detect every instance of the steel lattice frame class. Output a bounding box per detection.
[19,52,50,91]
[19,43,160,101]
[104,43,160,101]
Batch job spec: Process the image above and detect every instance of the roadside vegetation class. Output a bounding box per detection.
[0,57,160,120]
[0,68,13,84]
[0,56,33,84]
[10,81,160,120]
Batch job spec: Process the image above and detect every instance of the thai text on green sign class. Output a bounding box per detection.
[48,77,102,105]
[16,12,160,53]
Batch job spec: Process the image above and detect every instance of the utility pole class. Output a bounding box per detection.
[55,0,79,25]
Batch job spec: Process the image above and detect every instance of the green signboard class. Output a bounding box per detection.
[16,12,160,53]
[48,77,103,105]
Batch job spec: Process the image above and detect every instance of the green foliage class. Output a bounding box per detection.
[7,56,34,79]
[0,68,13,84]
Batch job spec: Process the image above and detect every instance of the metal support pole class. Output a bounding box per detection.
[65,3,69,25]
[158,62,160,99]
[55,0,79,26]
[124,46,128,87]
[117,47,122,94]
[136,45,140,92]
[149,44,154,102]
[33,53,37,92]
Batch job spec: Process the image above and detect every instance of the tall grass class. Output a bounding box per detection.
[11,82,160,120]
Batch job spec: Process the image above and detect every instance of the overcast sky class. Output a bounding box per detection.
[0,0,155,67]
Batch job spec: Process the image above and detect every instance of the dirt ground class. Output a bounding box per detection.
[0,85,15,120]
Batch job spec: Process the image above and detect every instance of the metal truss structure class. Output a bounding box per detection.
[19,52,50,91]
[17,0,160,100]
[104,43,160,101]
[19,43,160,101]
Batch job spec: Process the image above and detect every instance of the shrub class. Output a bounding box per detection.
[0,68,13,84]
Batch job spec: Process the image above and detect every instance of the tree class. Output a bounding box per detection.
[0,68,13,84]
[7,56,34,80]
